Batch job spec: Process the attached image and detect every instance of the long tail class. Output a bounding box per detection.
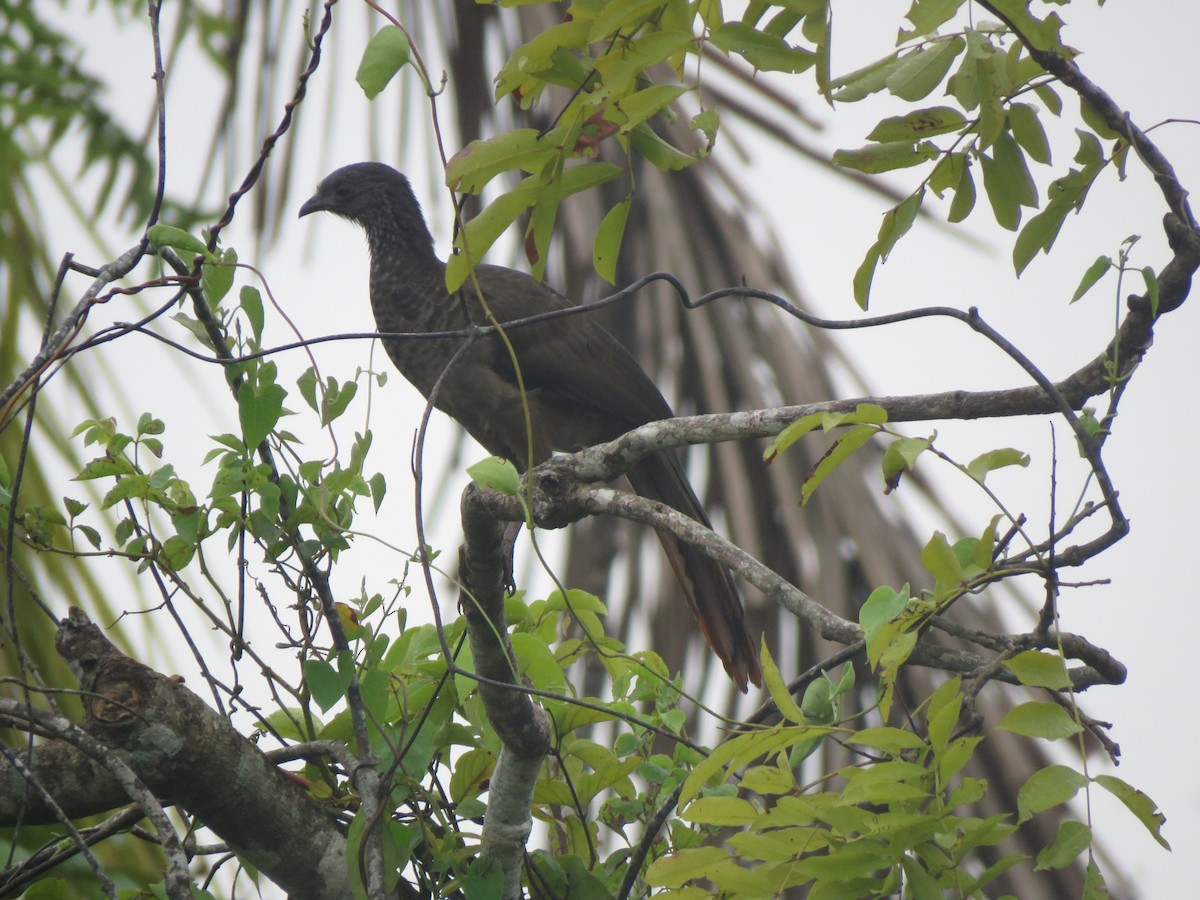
[626,453,762,692]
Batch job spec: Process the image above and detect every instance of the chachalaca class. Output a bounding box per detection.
[299,162,761,691]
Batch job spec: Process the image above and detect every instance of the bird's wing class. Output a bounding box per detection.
[473,265,675,432]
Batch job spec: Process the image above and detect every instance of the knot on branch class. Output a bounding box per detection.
[1147,212,1200,317]
[528,458,588,530]
[54,607,151,711]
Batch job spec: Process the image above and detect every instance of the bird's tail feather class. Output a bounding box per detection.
[626,453,762,692]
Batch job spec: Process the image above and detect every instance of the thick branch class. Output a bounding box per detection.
[0,609,352,900]
[459,486,552,899]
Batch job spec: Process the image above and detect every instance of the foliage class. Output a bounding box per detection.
[0,0,1188,897]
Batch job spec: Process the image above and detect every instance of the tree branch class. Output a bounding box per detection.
[0,609,352,900]
[459,485,552,899]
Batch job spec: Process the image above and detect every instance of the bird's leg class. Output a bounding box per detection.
[500,520,523,594]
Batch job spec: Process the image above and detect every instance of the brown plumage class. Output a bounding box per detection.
[299,162,761,691]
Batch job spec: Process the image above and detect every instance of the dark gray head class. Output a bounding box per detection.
[299,162,435,258]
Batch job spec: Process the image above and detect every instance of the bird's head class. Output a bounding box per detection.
[299,163,435,258]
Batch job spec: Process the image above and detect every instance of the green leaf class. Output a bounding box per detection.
[998,701,1082,740]
[833,140,938,174]
[445,130,547,194]
[853,244,882,310]
[929,150,963,196]
[297,367,319,413]
[239,285,265,343]
[513,631,566,692]
[1094,775,1170,849]
[356,26,411,99]
[680,726,810,806]
[965,447,1030,482]
[1017,765,1088,822]
[1036,820,1092,870]
[585,0,679,42]
[495,21,590,103]
[859,583,910,638]
[369,472,387,513]
[1013,198,1072,274]
[852,188,926,308]
[830,53,902,102]
[921,530,962,585]
[592,29,693,95]
[1035,82,1062,116]
[593,198,631,285]
[170,312,217,351]
[846,725,927,754]
[449,748,495,804]
[876,189,925,262]
[62,496,88,518]
[800,673,838,725]
[994,132,1038,207]
[75,455,136,481]
[615,83,688,134]
[800,425,875,504]
[22,878,73,899]
[146,224,208,257]
[682,796,762,827]
[320,377,357,426]
[555,162,623,199]
[645,847,730,889]
[201,247,237,307]
[1083,858,1108,899]
[1008,102,1051,164]
[304,655,353,712]
[628,123,696,171]
[980,149,1021,231]
[1079,95,1121,140]
[764,403,887,464]
[1142,266,1160,316]
[691,107,719,154]
[710,22,815,73]
[987,0,1065,52]
[866,106,966,141]
[1003,650,1071,689]
[447,179,541,290]
[136,412,164,436]
[1071,255,1112,303]
[80,523,103,548]
[881,434,931,493]
[885,36,964,100]
[161,534,195,570]
[237,364,287,449]
[900,857,943,898]
[760,643,807,724]
[762,412,828,460]
[738,764,795,796]
[927,675,963,754]
[947,156,976,222]
[467,457,521,496]
[901,0,966,38]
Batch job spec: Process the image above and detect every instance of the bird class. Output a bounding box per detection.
[299,162,761,691]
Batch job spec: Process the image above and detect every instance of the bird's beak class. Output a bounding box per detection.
[298,194,325,218]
